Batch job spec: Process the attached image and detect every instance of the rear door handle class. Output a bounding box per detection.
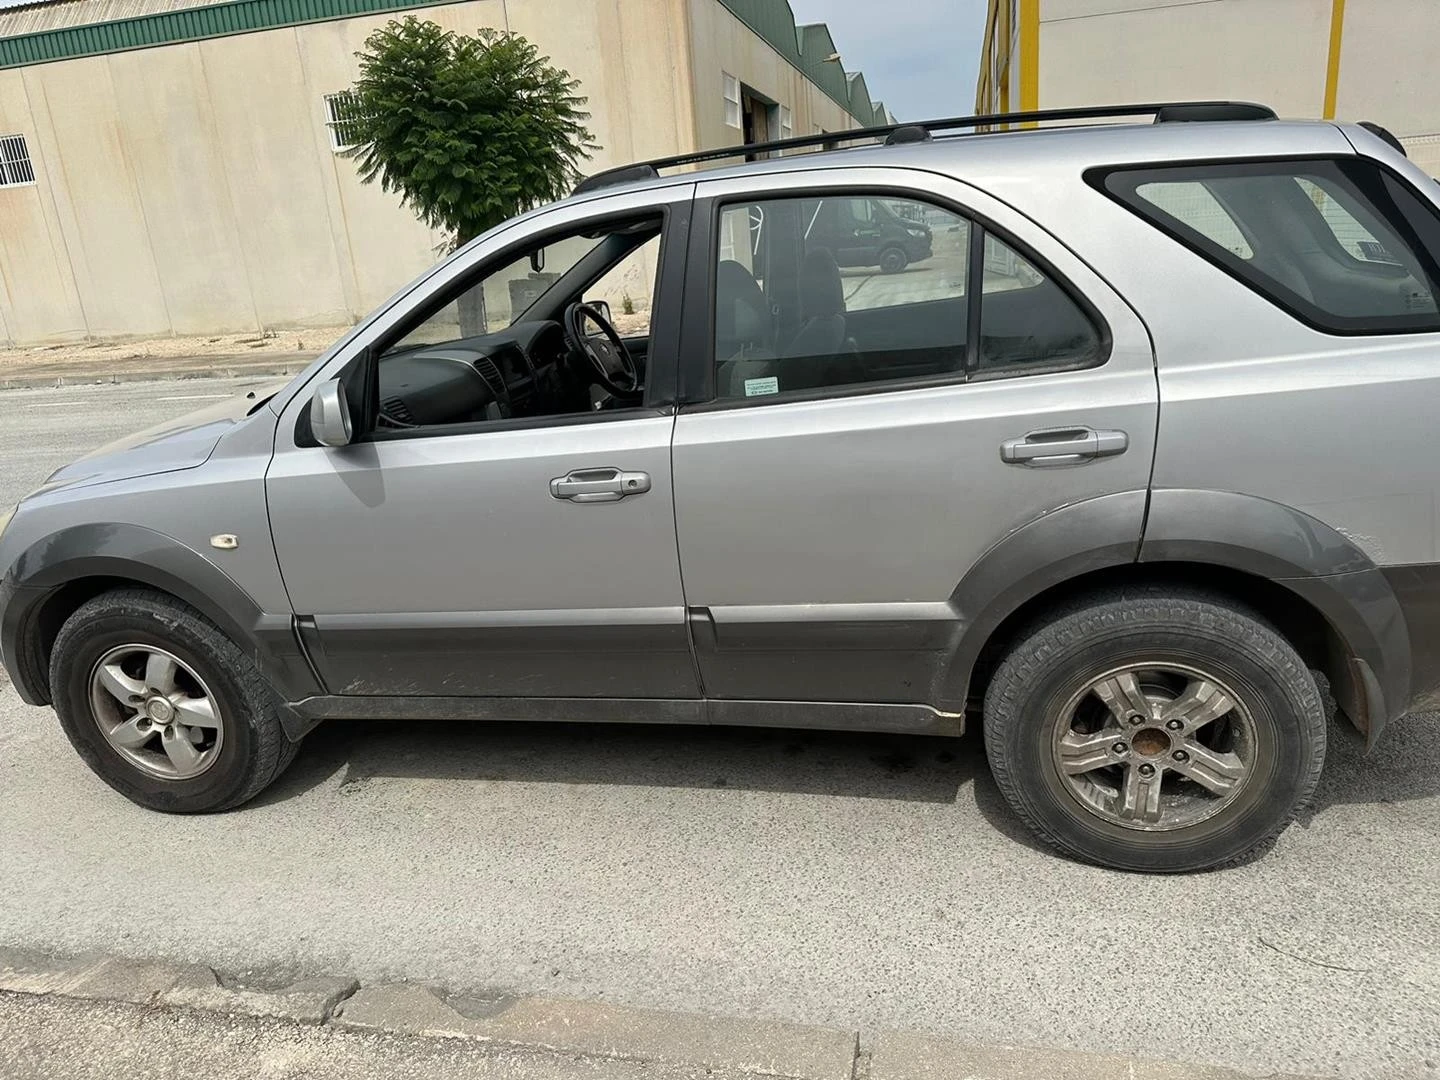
[550,467,651,503]
[1000,427,1128,467]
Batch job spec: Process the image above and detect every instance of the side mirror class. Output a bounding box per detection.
[530,248,545,273]
[588,299,613,325]
[309,379,354,448]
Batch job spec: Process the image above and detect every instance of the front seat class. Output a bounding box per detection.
[786,249,849,358]
[715,259,777,397]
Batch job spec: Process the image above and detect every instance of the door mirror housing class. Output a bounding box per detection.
[309,379,354,448]
[587,299,613,325]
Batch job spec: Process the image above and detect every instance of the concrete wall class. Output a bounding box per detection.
[1332,0,1440,140]
[0,0,878,345]
[1036,0,1335,117]
[998,0,1440,169]
[0,3,497,344]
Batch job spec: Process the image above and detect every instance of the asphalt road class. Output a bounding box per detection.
[1,378,1438,1080]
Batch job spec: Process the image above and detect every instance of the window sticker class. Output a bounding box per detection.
[744,376,779,397]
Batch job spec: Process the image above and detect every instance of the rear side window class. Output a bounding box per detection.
[1097,158,1440,334]
[709,192,1105,403]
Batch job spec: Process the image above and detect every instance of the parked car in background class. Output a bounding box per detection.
[4,101,1439,873]
[802,194,933,273]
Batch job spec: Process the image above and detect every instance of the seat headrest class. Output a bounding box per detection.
[715,259,769,351]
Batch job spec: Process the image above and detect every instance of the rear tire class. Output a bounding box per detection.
[982,588,1326,872]
[878,246,908,274]
[50,589,299,813]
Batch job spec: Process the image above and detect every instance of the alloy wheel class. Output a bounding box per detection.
[88,644,224,781]
[1050,662,1255,831]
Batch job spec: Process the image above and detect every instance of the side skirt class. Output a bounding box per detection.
[286,695,964,736]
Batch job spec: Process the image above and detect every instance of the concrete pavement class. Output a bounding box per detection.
[0,377,1438,1079]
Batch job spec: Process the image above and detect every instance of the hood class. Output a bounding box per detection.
[40,380,287,493]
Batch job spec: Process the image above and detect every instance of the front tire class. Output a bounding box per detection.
[50,589,299,813]
[983,588,1326,872]
[878,246,908,274]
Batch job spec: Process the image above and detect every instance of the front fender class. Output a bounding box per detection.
[0,523,321,725]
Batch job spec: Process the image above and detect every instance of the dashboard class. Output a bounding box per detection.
[376,320,579,429]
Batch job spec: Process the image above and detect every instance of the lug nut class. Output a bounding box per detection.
[1111,742,1128,755]
[1166,719,1183,731]
[1138,763,1156,777]
[1173,750,1189,763]
[1128,714,1146,726]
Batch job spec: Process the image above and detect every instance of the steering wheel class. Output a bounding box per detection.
[562,301,640,396]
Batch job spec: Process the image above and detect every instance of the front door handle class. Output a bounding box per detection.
[550,467,651,503]
[1000,427,1128,468]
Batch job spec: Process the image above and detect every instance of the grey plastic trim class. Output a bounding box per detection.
[307,607,697,698]
[1144,489,1411,739]
[1,523,321,709]
[690,603,961,703]
[291,695,706,725]
[314,606,685,629]
[705,699,960,735]
[1141,489,1376,577]
[939,490,1148,708]
[1379,563,1440,719]
[287,693,959,734]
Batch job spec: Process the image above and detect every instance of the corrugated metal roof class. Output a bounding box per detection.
[0,0,468,67]
[1,0,211,37]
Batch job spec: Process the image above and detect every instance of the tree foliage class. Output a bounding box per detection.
[347,19,598,249]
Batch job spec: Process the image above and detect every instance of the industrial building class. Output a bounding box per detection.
[975,0,1439,173]
[0,0,893,345]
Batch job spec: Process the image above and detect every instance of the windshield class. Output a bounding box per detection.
[479,231,608,333]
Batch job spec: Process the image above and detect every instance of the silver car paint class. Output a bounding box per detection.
[672,167,1158,610]
[937,121,1440,568]
[264,182,696,621]
[4,117,1437,721]
[0,393,292,616]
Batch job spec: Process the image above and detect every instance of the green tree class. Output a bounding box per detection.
[346,18,598,251]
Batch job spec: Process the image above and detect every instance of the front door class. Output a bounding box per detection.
[265,185,699,702]
[672,169,1158,712]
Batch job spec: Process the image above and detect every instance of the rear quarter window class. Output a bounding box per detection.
[1093,157,1440,335]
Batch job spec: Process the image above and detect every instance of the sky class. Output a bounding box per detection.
[787,0,990,121]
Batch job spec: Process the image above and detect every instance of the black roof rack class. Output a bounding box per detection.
[572,100,1276,196]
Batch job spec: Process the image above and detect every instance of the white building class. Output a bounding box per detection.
[975,0,1439,174]
[0,0,894,345]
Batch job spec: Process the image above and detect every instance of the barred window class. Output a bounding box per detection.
[324,91,366,152]
[0,133,35,188]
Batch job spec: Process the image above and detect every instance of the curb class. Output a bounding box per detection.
[0,353,314,390]
[0,946,1325,1080]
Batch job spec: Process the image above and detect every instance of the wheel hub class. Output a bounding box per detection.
[144,697,175,725]
[1130,726,1171,757]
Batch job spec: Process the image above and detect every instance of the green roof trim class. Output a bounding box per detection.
[717,0,888,125]
[0,0,466,69]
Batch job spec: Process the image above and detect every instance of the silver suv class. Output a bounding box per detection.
[4,102,1438,873]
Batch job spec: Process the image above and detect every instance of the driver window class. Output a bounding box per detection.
[584,233,662,338]
[372,214,665,434]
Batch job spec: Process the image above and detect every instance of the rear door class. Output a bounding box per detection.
[671,166,1157,716]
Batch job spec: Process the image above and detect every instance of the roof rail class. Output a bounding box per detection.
[572,100,1277,195]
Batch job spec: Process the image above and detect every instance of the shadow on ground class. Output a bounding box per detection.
[253,705,1440,856]
[260,719,986,807]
